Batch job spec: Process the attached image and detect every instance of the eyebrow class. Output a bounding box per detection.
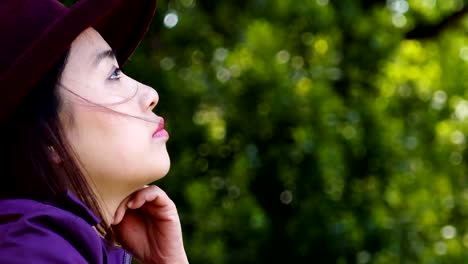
[93,49,116,67]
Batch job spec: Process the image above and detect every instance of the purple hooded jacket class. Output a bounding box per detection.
[0,191,132,263]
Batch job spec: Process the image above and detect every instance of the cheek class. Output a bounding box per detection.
[64,103,171,193]
[68,110,164,180]
[67,111,130,174]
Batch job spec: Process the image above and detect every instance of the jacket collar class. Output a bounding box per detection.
[54,190,101,226]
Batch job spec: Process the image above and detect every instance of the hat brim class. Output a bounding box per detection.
[0,0,157,121]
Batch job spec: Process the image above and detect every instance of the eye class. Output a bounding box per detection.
[109,67,122,81]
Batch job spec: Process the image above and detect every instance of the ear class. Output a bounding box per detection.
[48,146,63,165]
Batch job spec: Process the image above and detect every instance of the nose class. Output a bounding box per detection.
[147,91,158,110]
[143,83,159,111]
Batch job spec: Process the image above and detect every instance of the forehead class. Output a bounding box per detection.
[68,27,112,65]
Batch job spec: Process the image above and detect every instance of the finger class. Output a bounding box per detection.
[141,201,180,222]
[113,195,132,225]
[127,185,161,209]
[112,207,125,225]
[119,185,178,222]
[113,185,151,225]
[133,186,179,220]
[147,186,173,207]
[127,185,175,210]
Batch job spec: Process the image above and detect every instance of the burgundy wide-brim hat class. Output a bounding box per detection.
[0,0,158,122]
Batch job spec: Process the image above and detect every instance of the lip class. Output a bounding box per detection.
[152,118,169,138]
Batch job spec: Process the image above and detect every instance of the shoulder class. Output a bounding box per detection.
[0,198,103,263]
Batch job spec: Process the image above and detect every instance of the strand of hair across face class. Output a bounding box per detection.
[59,83,160,124]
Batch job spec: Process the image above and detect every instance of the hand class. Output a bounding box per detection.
[112,185,189,264]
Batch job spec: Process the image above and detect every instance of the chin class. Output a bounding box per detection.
[149,155,171,182]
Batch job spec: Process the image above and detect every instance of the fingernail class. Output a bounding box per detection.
[127,201,133,208]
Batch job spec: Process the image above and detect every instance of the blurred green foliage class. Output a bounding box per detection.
[126,0,468,263]
[108,0,468,263]
[116,0,468,263]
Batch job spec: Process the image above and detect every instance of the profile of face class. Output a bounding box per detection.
[58,28,170,201]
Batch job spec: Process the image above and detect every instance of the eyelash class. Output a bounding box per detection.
[109,67,122,81]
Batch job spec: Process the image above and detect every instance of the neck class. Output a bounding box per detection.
[93,184,132,226]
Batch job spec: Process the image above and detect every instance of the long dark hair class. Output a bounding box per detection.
[0,51,112,238]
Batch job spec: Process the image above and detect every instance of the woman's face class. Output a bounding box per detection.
[59,28,170,198]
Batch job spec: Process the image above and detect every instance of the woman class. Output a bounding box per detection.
[0,0,188,263]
